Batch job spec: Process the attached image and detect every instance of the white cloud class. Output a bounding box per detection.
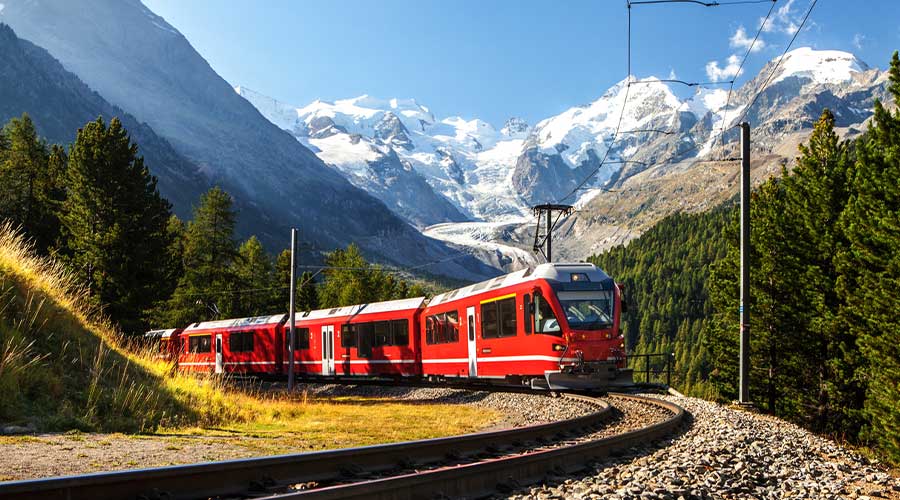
[730,26,766,53]
[668,68,678,80]
[706,54,743,82]
[760,0,803,35]
[852,33,866,50]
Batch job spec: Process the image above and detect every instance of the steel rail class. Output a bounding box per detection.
[260,394,684,500]
[0,393,615,500]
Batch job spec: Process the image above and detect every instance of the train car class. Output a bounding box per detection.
[161,262,628,389]
[177,314,287,374]
[143,328,183,361]
[287,297,425,378]
[421,262,627,389]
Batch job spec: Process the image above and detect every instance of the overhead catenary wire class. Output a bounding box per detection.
[719,0,778,152]
[733,0,819,126]
[630,0,775,5]
[632,78,734,87]
[556,1,634,205]
[166,245,481,301]
[607,0,787,170]
[557,0,752,206]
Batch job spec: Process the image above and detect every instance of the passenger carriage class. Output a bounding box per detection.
[287,297,424,378]
[143,328,183,361]
[176,314,287,374]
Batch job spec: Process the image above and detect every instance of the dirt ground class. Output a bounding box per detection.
[0,430,361,482]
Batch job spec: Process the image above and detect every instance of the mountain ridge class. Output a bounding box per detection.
[235,47,887,269]
[0,0,500,280]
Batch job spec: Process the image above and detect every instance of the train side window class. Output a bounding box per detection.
[445,311,459,342]
[229,331,255,352]
[482,297,517,339]
[285,328,310,350]
[357,323,374,358]
[523,294,532,335]
[425,316,435,344]
[499,297,517,337]
[481,302,499,339]
[534,294,562,336]
[425,312,458,344]
[341,324,358,348]
[189,335,211,353]
[392,320,409,346]
[374,321,391,347]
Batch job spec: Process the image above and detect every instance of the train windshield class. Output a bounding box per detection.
[557,291,614,330]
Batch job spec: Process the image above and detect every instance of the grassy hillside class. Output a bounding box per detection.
[0,223,493,435]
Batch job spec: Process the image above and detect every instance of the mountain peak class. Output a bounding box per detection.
[501,117,529,136]
[773,47,869,85]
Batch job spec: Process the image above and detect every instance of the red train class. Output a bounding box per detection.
[148,263,631,389]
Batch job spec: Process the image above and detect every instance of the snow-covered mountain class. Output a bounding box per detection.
[238,47,886,270]
[553,47,888,261]
[236,88,534,225]
[0,0,501,281]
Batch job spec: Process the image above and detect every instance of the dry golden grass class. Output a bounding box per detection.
[0,222,498,440]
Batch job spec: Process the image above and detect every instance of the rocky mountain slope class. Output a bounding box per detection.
[551,48,889,261]
[235,90,534,225]
[0,23,210,223]
[239,48,888,269]
[234,88,468,228]
[0,0,498,280]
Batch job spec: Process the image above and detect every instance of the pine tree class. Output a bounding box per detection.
[318,244,378,308]
[317,244,421,308]
[786,109,863,435]
[233,236,274,317]
[837,52,900,462]
[273,250,319,312]
[0,114,66,252]
[160,187,240,326]
[296,271,319,311]
[61,116,172,333]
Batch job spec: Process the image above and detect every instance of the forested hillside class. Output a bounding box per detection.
[590,204,734,398]
[591,52,900,465]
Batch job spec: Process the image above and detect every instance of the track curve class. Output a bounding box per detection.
[0,393,684,500]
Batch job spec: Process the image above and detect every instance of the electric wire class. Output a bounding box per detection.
[733,0,819,126]
[556,1,633,204]
[630,0,775,5]
[632,78,733,87]
[719,0,778,152]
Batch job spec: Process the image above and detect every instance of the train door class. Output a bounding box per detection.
[466,306,478,377]
[321,325,335,375]
[214,333,224,374]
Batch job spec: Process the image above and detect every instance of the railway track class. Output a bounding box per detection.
[0,393,684,500]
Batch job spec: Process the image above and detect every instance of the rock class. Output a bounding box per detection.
[1,423,35,435]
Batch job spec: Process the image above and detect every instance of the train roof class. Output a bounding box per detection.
[292,296,426,323]
[428,262,611,307]
[144,328,179,339]
[184,314,287,332]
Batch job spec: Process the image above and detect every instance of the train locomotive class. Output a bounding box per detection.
[148,262,632,390]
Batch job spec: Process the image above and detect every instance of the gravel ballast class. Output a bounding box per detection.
[292,384,598,426]
[504,394,900,500]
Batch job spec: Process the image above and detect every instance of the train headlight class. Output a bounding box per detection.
[552,344,566,352]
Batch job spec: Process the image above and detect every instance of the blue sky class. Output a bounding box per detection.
[144,0,899,126]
